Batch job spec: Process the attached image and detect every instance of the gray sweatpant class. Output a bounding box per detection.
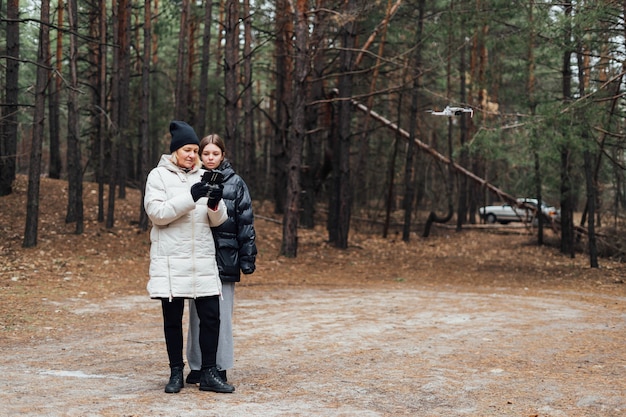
[187,282,235,371]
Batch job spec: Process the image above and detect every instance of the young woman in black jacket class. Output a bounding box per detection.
[186,134,257,385]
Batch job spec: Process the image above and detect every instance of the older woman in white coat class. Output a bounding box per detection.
[144,120,234,394]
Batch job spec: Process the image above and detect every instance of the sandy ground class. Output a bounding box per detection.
[1,284,624,417]
[2,176,626,416]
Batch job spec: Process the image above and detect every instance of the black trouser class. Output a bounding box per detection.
[161,296,220,369]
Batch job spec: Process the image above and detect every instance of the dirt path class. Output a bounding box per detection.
[2,177,626,416]
[2,284,624,417]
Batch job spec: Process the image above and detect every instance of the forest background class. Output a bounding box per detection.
[2,0,626,265]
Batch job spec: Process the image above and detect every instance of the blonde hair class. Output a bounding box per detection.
[170,148,201,168]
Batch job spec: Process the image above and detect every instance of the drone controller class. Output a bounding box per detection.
[201,170,224,185]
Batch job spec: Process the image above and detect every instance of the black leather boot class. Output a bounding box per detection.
[218,369,227,382]
[199,366,235,393]
[186,370,201,384]
[164,366,185,393]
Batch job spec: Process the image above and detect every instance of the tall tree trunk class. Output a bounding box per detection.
[187,4,198,126]
[300,0,328,228]
[241,0,255,182]
[196,0,214,137]
[441,3,456,228]
[280,0,309,257]
[576,43,598,267]
[402,0,424,242]
[559,0,575,257]
[527,0,544,245]
[175,0,190,120]
[224,0,240,164]
[455,38,469,232]
[97,0,107,223]
[87,1,99,179]
[559,145,574,257]
[117,0,131,199]
[383,99,401,239]
[590,74,622,231]
[211,0,225,130]
[23,0,50,248]
[272,0,293,214]
[0,0,19,196]
[139,0,153,231]
[443,0,455,228]
[107,0,121,229]
[65,0,84,234]
[591,14,615,230]
[329,0,357,249]
[467,5,486,225]
[150,0,160,165]
[583,147,598,267]
[48,0,63,180]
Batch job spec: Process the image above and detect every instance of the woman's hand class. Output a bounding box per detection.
[207,184,224,210]
[191,182,211,202]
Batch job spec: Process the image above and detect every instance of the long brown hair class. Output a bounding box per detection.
[199,134,227,156]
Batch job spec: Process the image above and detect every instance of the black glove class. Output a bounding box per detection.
[207,183,224,209]
[242,265,255,275]
[191,182,211,202]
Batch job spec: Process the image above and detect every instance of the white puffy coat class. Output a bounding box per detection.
[144,154,227,299]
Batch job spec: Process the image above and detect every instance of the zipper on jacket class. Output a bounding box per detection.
[190,171,198,299]
[168,256,173,302]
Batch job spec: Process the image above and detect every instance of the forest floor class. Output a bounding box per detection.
[1,175,626,417]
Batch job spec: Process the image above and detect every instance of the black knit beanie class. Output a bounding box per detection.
[169,120,200,153]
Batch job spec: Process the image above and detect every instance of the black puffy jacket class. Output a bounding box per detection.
[210,160,257,283]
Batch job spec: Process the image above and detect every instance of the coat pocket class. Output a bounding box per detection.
[216,237,240,276]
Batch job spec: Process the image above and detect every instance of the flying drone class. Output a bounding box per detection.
[427,105,473,118]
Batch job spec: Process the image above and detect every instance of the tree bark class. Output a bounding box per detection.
[559,1,575,258]
[280,0,309,257]
[402,0,424,242]
[272,0,293,214]
[576,38,598,268]
[196,0,214,137]
[97,0,107,223]
[224,0,240,163]
[241,0,255,181]
[211,0,225,131]
[139,0,153,231]
[23,0,50,248]
[330,0,357,249]
[187,4,198,126]
[0,0,20,196]
[117,0,131,199]
[48,0,63,180]
[175,0,190,120]
[106,0,121,229]
[65,0,84,234]
[383,102,401,239]
[300,0,328,228]
[455,36,469,232]
[583,148,598,267]
[527,0,544,245]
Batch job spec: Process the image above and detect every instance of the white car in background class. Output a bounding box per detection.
[479,198,560,224]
